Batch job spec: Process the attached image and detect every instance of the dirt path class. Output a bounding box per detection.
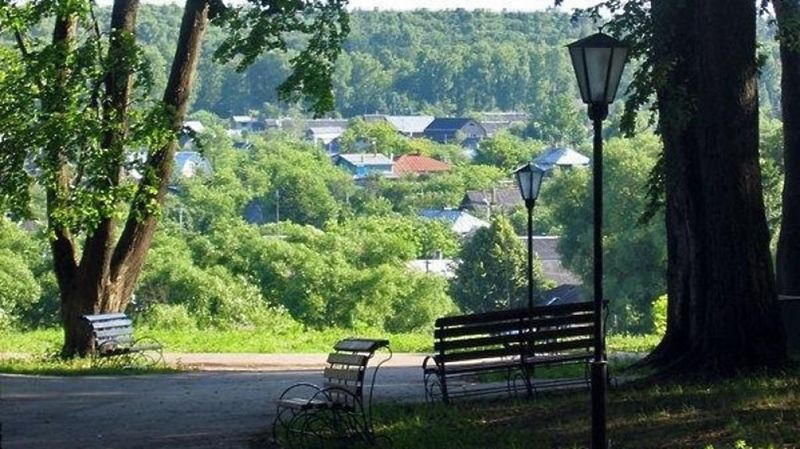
[0,353,427,449]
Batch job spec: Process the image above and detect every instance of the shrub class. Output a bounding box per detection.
[652,294,668,335]
[140,303,197,330]
[0,249,41,327]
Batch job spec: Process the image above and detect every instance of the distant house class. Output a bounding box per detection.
[230,115,264,133]
[418,209,489,237]
[534,147,590,170]
[306,127,345,154]
[460,186,521,218]
[174,151,211,179]
[479,112,529,138]
[393,153,451,177]
[363,114,435,138]
[336,153,395,180]
[521,236,582,286]
[423,118,487,148]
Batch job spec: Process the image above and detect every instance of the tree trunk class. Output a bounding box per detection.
[58,0,211,356]
[645,0,786,373]
[774,0,800,298]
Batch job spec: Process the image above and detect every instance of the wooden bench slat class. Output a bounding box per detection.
[529,324,594,342]
[435,320,533,339]
[83,313,128,322]
[431,359,521,375]
[437,347,521,364]
[94,327,134,338]
[528,312,594,327]
[97,336,135,346]
[434,332,532,352]
[531,337,595,354]
[90,319,133,329]
[333,339,389,353]
[434,314,594,339]
[322,382,361,396]
[426,304,602,403]
[524,352,592,365]
[324,367,363,382]
[435,302,594,327]
[326,353,369,367]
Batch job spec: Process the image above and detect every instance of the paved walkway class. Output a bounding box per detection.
[0,353,427,449]
[164,352,426,371]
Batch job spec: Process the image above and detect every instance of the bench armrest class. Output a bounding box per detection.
[422,355,441,372]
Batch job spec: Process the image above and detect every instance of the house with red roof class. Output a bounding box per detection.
[393,153,451,177]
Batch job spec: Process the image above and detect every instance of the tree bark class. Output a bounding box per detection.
[773,0,800,298]
[44,13,91,357]
[58,0,211,356]
[645,0,786,373]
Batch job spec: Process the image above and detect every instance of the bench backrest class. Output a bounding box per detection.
[525,302,595,360]
[323,338,389,406]
[83,313,135,349]
[433,302,597,365]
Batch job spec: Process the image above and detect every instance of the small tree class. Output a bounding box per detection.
[450,216,545,313]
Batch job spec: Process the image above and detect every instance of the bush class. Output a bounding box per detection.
[140,303,197,330]
[0,249,41,327]
[652,294,668,335]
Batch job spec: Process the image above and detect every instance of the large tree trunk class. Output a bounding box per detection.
[59,0,211,356]
[645,0,786,373]
[774,0,800,298]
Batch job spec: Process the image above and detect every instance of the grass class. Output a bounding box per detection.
[0,327,660,354]
[0,326,659,376]
[365,369,800,449]
[0,352,179,376]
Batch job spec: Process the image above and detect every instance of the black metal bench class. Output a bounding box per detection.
[423,301,598,403]
[272,338,392,448]
[82,313,164,367]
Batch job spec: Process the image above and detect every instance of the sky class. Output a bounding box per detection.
[346,0,599,12]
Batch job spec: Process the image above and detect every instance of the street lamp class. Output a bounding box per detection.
[568,32,628,449]
[514,162,546,310]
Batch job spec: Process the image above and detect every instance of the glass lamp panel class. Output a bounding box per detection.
[529,168,544,200]
[516,168,533,200]
[585,46,613,104]
[604,47,629,103]
[569,46,590,103]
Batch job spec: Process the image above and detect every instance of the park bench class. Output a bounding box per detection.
[423,301,598,403]
[272,338,392,449]
[82,313,164,367]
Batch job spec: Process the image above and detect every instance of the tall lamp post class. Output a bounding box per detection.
[567,33,628,449]
[514,162,545,309]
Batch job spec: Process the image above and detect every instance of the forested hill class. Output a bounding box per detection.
[132,7,589,136]
[133,6,780,132]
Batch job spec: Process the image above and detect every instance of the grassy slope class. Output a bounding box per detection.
[0,327,660,354]
[367,371,800,449]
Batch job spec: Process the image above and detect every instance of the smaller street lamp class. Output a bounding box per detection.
[514,162,546,310]
[568,32,628,449]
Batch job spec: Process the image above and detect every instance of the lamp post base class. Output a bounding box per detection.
[591,360,608,449]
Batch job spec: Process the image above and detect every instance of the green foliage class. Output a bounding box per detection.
[0,249,41,327]
[652,294,668,336]
[0,326,434,354]
[139,303,197,330]
[367,369,800,449]
[450,216,545,313]
[473,130,545,171]
[548,133,666,333]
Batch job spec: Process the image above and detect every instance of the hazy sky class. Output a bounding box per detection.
[346,0,599,12]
